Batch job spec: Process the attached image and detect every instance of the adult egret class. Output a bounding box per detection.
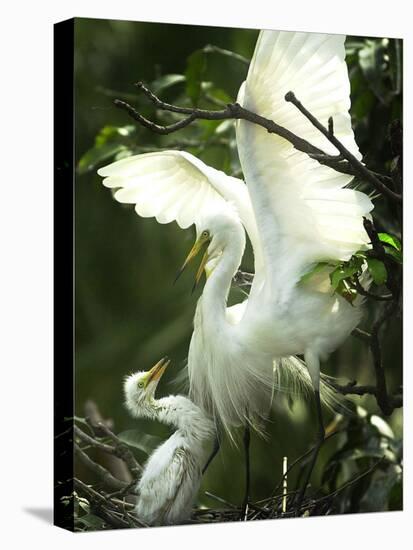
[124,357,215,525]
[99,30,373,491]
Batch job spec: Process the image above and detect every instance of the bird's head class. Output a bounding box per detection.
[175,208,244,290]
[124,357,170,416]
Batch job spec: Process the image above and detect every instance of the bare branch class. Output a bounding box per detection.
[95,422,142,478]
[74,478,145,529]
[75,425,115,454]
[113,82,399,200]
[284,91,402,203]
[349,276,393,302]
[74,443,128,491]
[351,328,372,343]
[370,302,401,415]
[75,424,142,477]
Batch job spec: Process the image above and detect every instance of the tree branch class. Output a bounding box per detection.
[370,302,402,414]
[328,380,378,397]
[349,276,393,302]
[96,422,142,477]
[284,92,402,203]
[75,424,142,478]
[113,82,399,201]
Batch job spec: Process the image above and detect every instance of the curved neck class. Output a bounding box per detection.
[142,396,213,444]
[202,224,245,318]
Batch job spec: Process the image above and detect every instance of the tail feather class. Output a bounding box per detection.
[273,356,349,414]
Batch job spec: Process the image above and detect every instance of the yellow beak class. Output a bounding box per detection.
[144,357,170,388]
[174,234,210,289]
[194,249,210,287]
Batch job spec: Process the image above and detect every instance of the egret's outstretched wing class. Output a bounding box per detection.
[98,150,264,286]
[236,31,373,299]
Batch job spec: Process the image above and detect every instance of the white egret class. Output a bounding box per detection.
[124,357,215,525]
[99,30,373,498]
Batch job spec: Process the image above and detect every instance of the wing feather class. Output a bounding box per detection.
[236,30,373,298]
[99,150,265,285]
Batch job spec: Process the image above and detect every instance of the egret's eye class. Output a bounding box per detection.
[138,381,144,388]
[201,230,210,239]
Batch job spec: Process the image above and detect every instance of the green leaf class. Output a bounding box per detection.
[185,50,206,106]
[198,119,222,140]
[299,262,331,285]
[78,144,128,175]
[378,232,401,251]
[151,74,185,95]
[117,430,163,455]
[95,125,135,147]
[203,85,232,107]
[366,258,388,285]
[202,44,250,66]
[329,264,360,291]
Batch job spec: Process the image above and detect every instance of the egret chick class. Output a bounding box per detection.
[124,358,215,526]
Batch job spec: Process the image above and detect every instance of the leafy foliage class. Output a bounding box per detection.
[78,125,136,174]
[321,406,402,514]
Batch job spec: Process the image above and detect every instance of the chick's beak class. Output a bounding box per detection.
[174,234,210,287]
[144,357,170,388]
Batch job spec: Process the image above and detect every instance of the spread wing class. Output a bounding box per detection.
[98,150,264,286]
[236,30,373,299]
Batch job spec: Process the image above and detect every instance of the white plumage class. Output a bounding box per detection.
[100,30,374,437]
[124,358,215,525]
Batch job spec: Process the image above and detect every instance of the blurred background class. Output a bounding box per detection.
[74,18,402,517]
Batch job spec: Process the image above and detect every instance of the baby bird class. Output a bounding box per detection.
[124,358,215,526]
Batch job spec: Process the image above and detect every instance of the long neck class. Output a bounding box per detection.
[202,225,245,319]
[148,396,214,446]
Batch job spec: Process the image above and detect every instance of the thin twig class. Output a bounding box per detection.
[74,425,115,454]
[328,380,377,397]
[74,479,130,529]
[351,328,372,343]
[74,443,128,490]
[95,422,142,477]
[315,457,385,504]
[272,430,343,496]
[204,491,237,509]
[350,276,393,301]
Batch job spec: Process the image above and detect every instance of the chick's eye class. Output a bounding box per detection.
[202,230,209,239]
[138,382,144,388]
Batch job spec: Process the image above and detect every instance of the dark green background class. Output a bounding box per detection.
[74,18,402,509]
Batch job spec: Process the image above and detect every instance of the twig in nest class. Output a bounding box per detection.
[74,443,127,491]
